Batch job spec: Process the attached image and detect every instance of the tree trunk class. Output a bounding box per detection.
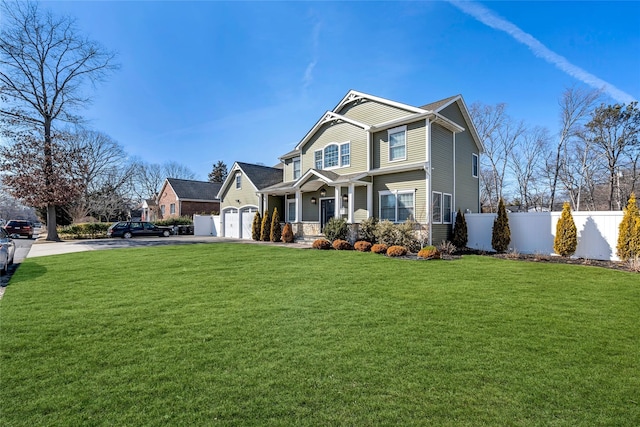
[46,204,59,241]
[44,119,60,241]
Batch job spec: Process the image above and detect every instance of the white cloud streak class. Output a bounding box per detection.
[447,0,637,104]
[302,15,322,90]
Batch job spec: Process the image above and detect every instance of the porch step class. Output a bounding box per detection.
[295,234,325,243]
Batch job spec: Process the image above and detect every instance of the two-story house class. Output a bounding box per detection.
[218,90,483,244]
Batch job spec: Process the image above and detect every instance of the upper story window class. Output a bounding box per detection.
[314,142,351,170]
[388,126,407,161]
[235,172,242,189]
[472,153,479,178]
[293,158,301,180]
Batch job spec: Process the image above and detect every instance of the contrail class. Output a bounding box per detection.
[447,0,637,104]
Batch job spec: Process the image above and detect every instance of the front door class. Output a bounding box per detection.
[320,198,335,231]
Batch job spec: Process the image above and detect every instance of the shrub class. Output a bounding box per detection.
[251,211,262,241]
[554,202,578,257]
[354,241,372,252]
[281,223,294,243]
[617,193,640,261]
[358,217,378,243]
[58,222,111,239]
[491,198,510,253]
[451,209,468,249]
[418,246,440,259]
[154,216,192,226]
[386,245,408,257]
[312,238,331,250]
[395,219,420,253]
[260,210,271,241]
[371,243,388,254]
[322,217,348,242]
[437,240,456,257]
[270,208,282,242]
[374,220,398,247]
[332,239,352,250]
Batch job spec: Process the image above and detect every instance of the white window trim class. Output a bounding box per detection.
[293,157,301,180]
[472,153,479,178]
[315,141,351,170]
[388,125,407,163]
[235,172,242,189]
[378,189,415,223]
[432,191,442,224]
[443,193,453,224]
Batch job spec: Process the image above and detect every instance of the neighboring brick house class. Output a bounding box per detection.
[218,89,484,244]
[157,178,222,220]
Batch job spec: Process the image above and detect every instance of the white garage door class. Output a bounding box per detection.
[240,207,258,240]
[224,208,239,238]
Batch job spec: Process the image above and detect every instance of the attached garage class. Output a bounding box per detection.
[223,208,239,238]
[240,207,258,240]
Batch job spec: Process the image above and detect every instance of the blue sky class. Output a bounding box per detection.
[40,1,639,181]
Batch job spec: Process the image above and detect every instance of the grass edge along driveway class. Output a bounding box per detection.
[1,243,638,426]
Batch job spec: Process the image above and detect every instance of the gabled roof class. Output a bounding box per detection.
[217,161,284,198]
[419,95,461,112]
[165,178,221,201]
[422,95,484,153]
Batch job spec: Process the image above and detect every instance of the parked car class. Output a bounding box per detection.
[107,221,173,238]
[0,227,16,275]
[4,220,33,239]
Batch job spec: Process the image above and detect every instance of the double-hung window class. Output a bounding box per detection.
[314,150,323,169]
[287,199,296,223]
[170,203,176,215]
[340,143,350,167]
[389,126,407,161]
[379,190,415,222]
[235,173,242,189]
[293,158,301,180]
[472,153,479,178]
[432,192,452,224]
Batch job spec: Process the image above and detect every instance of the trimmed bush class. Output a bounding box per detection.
[418,246,440,260]
[617,193,640,261]
[270,208,282,242]
[374,220,398,247]
[386,245,408,257]
[451,209,468,249]
[332,239,352,251]
[260,210,271,242]
[371,243,388,254]
[58,222,111,239]
[322,217,348,242]
[154,216,193,226]
[252,211,262,241]
[312,238,331,250]
[554,202,578,257]
[354,241,372,252]
[358,217,378,243]
[491,198,511,253]
[281,223,294,243]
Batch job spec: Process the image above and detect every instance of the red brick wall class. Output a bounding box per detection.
[179,201,220,217]
[157,188,178,220]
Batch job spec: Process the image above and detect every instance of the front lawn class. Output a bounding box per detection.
[1,244,638,426]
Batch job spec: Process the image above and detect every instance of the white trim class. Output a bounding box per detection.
[443,193,453,224]
[388,125,407,162]
[286,198,297,223]
[472,153,479,178]
[313,141,351,171]
[453,133,456,221]
[367,161,426,176]
[235,172,242,189]
[334,90,425,115]
[432,191,443,224]
[347,183,354,223]
[378,189,415,223]
[294,111,369,152]
[293,157,301,180]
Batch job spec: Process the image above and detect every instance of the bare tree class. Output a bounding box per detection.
[510,126,549,211]
[547,87,602,210]
[469,102,524,211]
[133,161,196,201]
[0,1,118,240]
[586,102,640,210]
[163,161,196,181]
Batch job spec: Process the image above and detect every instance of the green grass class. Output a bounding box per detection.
[1,244,638,426]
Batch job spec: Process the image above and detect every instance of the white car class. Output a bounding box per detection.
[0,227,16,275]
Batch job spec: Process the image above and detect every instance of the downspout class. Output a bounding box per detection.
[426,118,432,246]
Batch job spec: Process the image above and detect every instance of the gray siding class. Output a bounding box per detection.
[301,121,367,174]
[372,120,426,169]
[432,224,451,245]
[338,99,415,126]
[372,169,427,223]
[430,123,454,196]
[354,186,369,222]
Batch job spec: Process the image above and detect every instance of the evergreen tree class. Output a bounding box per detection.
[554,202,578,257]
[270,208,282,242]
[617,193,640,261]
[251,211,262,241]
[451,209,468,249]
[208,160,228,183]
[260,210,271,241]
[491,198,510,253]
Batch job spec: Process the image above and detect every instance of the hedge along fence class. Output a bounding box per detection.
[466,211,624,261]
[58,222,112,239]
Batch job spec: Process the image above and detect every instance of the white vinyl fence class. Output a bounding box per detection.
[465,211,624,261]
[193,214,220,236]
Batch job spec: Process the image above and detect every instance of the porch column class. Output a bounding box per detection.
[295,190,302,223]
[334,186,340,218]
[367,184,373,218]
[348,184,354,223]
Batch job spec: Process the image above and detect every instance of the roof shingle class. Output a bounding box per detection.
[167,178,222,201]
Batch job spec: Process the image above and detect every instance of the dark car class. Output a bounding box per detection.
[0,227,16,275]
[4,220,33,239]
[107,221,173,238]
